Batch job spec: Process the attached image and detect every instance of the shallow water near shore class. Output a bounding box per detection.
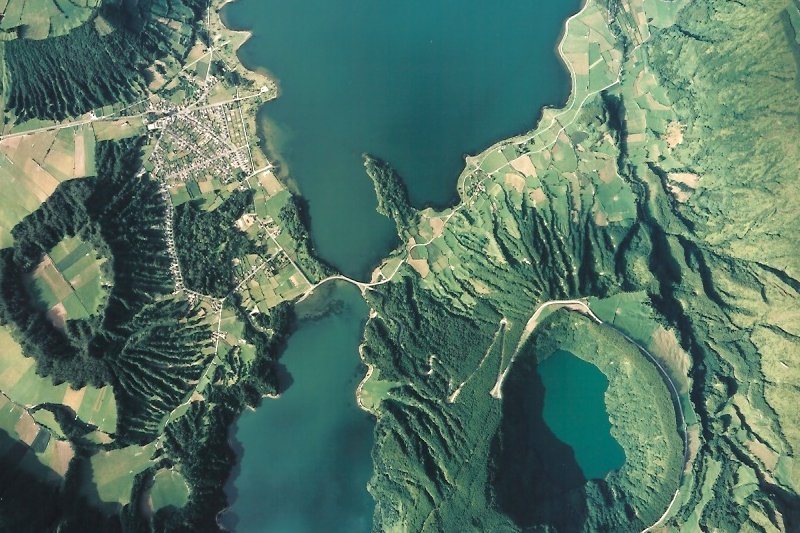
[221,284,373,533]
[223,0,580,279]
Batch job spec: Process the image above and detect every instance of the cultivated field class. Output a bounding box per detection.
[0,394,74,480]
[29,235,108,327]
[80,443,156,507]
[0,0,97,40]
[0,126,96,247]
[0,325,117,434]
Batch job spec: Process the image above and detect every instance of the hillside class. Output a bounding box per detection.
[359,0,800,530]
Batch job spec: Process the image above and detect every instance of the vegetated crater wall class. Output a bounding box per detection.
[490,310,683,532]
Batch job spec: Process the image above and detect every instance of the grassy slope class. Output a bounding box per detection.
[640,0,800,528]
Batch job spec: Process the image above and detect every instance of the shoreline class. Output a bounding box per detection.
[455,0,591,202]
[356,357,375,413]
[214,0,284,168]
[212,2,290,530]
[355,309,378,416]
[216,0,273,88]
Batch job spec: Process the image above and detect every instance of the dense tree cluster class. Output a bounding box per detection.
[363,155,418,236]
[209,59,251,87]
[174,190,259,298]
[4,0,206,121]
[277,195,334,282]
[5,23,146,121]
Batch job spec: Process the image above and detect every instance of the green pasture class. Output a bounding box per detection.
[358,367,398,412]
[82,443,156,507]
[149,469,190,511]
[29,235,107,321]
[0,325,117,433]
[0,0,98,40]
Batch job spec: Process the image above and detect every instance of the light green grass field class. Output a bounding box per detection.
[358,367,397,412]
[83,443,157,506]
[0,0,97,40]
[0,325,117,433]
[92,117,146,142]
[29,235,108,322]
[149,469,190,512]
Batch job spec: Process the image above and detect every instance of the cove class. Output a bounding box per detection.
[222,0,580,278]
[221,284,374,533]
[537,350,625,480]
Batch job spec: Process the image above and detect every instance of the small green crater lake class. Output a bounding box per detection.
[537,350,625,480]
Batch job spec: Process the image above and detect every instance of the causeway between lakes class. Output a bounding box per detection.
[221,0,581,531]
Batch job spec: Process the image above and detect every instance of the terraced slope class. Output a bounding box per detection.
[359,0,800,530]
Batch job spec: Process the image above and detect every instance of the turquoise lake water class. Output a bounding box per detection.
[537,350,625,480]
[221,284,374,533]
[222,0,580,278]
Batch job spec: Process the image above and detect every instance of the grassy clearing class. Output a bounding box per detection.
[29,235,108,325]
[81,443,156,507]
[148,469,190,512]
[358,366,398,412]
[589,292,693,401]
[92,117,146,142]
[0,325,117,433]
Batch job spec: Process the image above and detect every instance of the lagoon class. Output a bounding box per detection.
[222,0,580,278]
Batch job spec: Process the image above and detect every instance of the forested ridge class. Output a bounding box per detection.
[0,138,211,443]
[174,190,259,298]
[364,155,418,237]
[3,0,206,122]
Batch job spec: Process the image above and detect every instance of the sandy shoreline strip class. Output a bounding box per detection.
[355,309,378,416]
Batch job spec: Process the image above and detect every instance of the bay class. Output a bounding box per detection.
[222,0,580,278]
